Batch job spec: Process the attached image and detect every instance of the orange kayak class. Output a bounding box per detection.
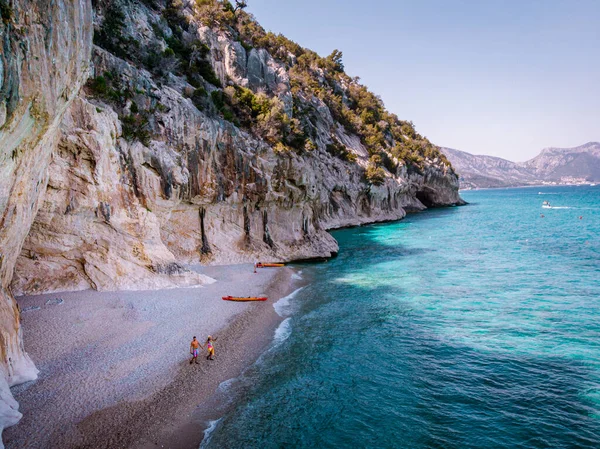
[257,263,285,268]
[222,296,268,302]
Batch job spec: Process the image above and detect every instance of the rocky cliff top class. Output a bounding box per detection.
[89,0,453,179]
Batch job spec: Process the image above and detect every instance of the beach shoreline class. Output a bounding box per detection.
[5,263,300,449]
[134,267,302,449]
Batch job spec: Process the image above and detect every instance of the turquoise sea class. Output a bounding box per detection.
[203,185,600,448]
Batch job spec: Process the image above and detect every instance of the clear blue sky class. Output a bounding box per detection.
[246,0,600,161]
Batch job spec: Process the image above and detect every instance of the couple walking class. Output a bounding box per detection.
[190,335,217,364]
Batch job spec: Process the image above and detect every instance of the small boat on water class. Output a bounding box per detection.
[542,201,551,209]
[222,296,268,302]
[256,263,285,268]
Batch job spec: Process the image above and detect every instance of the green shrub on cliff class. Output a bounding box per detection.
[0,0,13,24]
[366,155,386,185]
[94,3,140,60]
[164,0,189,34]
[326,141,357,163]
[86,73,132,103]
[195,60,222,87]
[208,89,237,123]
[211,90,226,110]
[254,98,306,150]
[122,113,151,146]
[202,85,304,150]
[88,76,108,96]
[160,5,222,87]
[190,87,208,110]
[223,86,271,127]
[195,0,248,29]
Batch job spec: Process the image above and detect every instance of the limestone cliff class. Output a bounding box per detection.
[0,0,462,443]
[0,0,92,444]
[12,0,462,295]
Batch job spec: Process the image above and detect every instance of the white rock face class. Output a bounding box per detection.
[197,25,294,114]
[12,99,215,295]
[13,44,462,295]
[0,0,93,445]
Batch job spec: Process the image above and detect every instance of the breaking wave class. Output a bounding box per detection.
[273,286,305,317]
[199,418,223,449]
[273,318,292,345]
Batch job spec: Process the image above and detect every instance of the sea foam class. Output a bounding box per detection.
[199,418,223,449]
[217,377,236,393]
[273,286,305,317]
[273,318,292,345]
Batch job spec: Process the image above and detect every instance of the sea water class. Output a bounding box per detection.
[203,185,600,448]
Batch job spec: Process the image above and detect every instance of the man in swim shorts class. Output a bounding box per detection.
[190,336,201,364]
[206,335,217,360]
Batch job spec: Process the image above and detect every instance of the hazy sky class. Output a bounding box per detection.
[246,0,600,161]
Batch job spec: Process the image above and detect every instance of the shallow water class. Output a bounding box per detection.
[203,185,600,448]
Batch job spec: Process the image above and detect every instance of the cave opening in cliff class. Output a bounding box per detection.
[416,189,437,208]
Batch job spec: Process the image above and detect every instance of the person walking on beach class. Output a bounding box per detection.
[190,336,201,364]
[205,335,218,360]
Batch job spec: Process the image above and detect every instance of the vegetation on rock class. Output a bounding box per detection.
[0,0,13,24]
[366,155,387,185]
[89,0,451,174]
[85,71,156,145]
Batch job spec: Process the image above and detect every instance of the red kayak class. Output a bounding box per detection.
[222,296,268,302]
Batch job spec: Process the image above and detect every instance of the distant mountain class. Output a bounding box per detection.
[522,142,600,182]
[441,142,600,189]
[440,147,535,189]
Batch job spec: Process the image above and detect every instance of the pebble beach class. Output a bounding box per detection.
[5,264,297,449]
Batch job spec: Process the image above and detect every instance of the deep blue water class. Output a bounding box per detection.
[204,185,600,449]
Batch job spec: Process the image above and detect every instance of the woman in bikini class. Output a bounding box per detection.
[205,335,217,360]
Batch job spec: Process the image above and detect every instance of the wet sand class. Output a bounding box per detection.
[5,264,297,449]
